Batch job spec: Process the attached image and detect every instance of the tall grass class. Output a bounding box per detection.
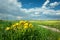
[0,20,60,40]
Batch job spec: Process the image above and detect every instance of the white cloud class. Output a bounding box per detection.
[21,7,60,16]
[43,9,60,15]
[0,0,23,20]
[0,0,22,10]
[49,2,60,8]
[30,14,40,17]
[0,0,60,20]
[42,0,50,8]
[35,12,40,15]
[8,0,22,7]
[17,16,23,19]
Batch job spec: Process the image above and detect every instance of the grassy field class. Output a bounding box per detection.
[30,20,60,30]
[0,20,60,40]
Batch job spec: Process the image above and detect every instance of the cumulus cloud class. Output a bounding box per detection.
[42,0,50,8]
[0,0,24,20]
[0,0,60,20]
[49,2,60,8]
[20,0,60,17]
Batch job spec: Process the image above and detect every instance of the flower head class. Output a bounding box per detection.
[29,23,33,28]
[24,23,29,26]
[5,27,10,30]
[24,26,28,29]
[15,23,19,25]
[12,24,16,27]
[19,21,26,24]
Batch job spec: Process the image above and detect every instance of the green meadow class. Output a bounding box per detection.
[0,20,60,40]
[30,20,60,30]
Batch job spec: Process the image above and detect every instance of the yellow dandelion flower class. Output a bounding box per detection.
[24,23,29,26]
[5,27,10,30]
[15,23,19,25]
[29,23,33,28]
[12,24,16,27]
[19,21,24,23]
[24,26,28,29]
[19,21,26,24]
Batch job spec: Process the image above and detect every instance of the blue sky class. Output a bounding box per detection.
[0,0,60,20]
[18,0,60,9]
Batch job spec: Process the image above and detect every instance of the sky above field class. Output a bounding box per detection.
[0,0,60,20]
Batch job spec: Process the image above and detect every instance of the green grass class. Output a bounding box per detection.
[30,20,60,30]
[0,20,60,40]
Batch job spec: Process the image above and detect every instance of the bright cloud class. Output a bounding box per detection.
[42,0,50,8]
[0,0,60,20]
[0,0,23,20]
[49,2,60,8]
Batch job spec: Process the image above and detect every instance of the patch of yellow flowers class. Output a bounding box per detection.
[5,21,33,31]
